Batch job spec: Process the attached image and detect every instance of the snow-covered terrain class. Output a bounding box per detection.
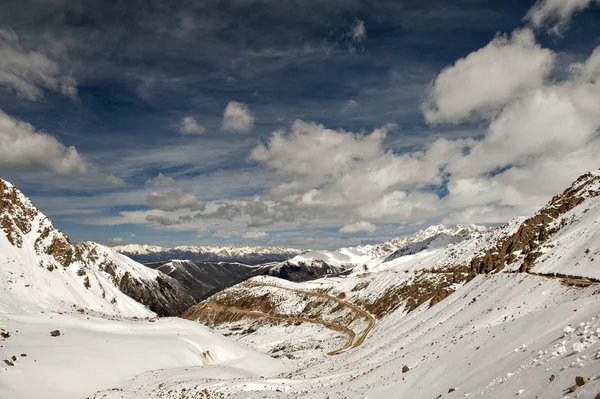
[169,171,600,398]
[0,179,195,316]
[0,178,286,399]
[113,244,304,265]
[3,172,600,399]
[0,312,284,399]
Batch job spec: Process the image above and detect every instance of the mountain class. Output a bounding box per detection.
[0,178,195,316]
[0,177,285,399]
[267,224,487,282]
[172,170,600,398]
[112,244,304,265]
[145,260,274,299]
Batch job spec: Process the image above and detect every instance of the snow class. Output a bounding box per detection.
[0,312,284,399]
[3,172,600,398]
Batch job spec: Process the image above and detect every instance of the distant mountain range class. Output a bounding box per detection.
[112,244,304,265]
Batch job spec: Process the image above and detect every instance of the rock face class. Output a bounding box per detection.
[0,178,195,317]
[266,259,350,283]
[145,260,273,300]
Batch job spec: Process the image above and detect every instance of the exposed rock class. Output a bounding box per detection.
[549,374,555,382]
[50,330,61,337]
[1,331,9,338]
[402,365,410,373]
[3,359,14,366]
[570,385,579,393]
[575,376,589,386]
[448,388,455,393]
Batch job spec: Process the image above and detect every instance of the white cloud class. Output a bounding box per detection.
[526,0,599,35]
[342,99,360,112]
[108,237,125,244]
[423,29,555,124]
[0,29,77,101]
[212,230,239,239]
[242,231,268,239]
[0,108,87,175]
[221,101,255,133]
[338,221,376,234]
[196,227,210,238]
[105,175,125,185]
[147,189,205,212]
[350,20,367,42]
[178,116,205,135]
[145,173,176,187]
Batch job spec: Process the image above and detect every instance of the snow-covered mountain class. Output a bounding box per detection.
[0,178,195,316]
[4,171,600,399]
[0,178,286,399]
[174,170,600,398]
[267,224,487,282]
[113,243,304,264]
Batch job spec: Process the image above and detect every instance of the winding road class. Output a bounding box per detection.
[210,281,376,355]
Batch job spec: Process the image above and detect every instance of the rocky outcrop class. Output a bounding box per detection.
[0,178,196,317]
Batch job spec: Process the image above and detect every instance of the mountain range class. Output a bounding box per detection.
[113,243,304,264]
[1,172,600,398]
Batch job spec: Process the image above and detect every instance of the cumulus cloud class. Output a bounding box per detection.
[147,189,205,212]
[221,101,254,133]
[178,116,205,135]
[0,29,77,101]
[526,0,599,35]
[242,231,268,239]
[145,173,176,187]
[423,29,555,124]
[339,221,376,234]
[146,214,192,226]
[350,20,367,42]
[106,175,125,185]
[0,108,87,175]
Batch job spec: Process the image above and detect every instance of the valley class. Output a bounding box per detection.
[1,171,600,398]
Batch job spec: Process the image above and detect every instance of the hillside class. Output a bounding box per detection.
[0,179,195,316]
[169,170,600,398]
[0,178,286,399]
[145,260,274,299]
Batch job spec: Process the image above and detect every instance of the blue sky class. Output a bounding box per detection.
[0,0,599,249]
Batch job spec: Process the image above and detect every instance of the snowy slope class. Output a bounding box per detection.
[155,170,600,398]
[113,244,304,265]
[0,178,195,316]
[278,224,487,271]
[0,312,284,399]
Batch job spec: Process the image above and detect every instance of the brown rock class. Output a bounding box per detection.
[402,365,410,373]
[0,331,10,338]
[549,374,555,382]
[50,330,61,337]
[20,353,27,357]
[570,385,579,393]
[3,359,14,366]
[575,376,589,386]
[10,355,16,361]
[448,388,456,393]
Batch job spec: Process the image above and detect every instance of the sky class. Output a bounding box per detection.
[0,0,599,249]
